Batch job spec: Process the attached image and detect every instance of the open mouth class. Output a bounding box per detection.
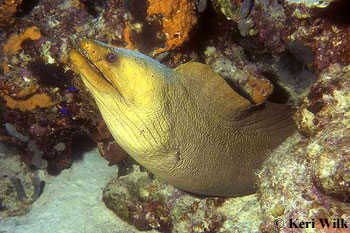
[69,39,123,97]
[76,44,118,89]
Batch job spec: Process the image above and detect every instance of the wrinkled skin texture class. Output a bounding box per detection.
[69,39,295,197]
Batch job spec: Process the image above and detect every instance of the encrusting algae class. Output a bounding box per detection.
[247,77,274,104]
[123,0,197,55]
[3,26,42,54]
[123,21,135,51]
[0,84,55,111]
[1,93,55,112]
[147,0,197,54]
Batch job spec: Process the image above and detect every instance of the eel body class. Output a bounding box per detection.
[69,39,296,197]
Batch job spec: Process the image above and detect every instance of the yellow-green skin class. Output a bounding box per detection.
[69,39,295,197]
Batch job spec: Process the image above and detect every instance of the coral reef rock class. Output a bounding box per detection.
[103,166,261,233]
[297,64,350,199]
[0,143,43,218]
[259,64,350,232]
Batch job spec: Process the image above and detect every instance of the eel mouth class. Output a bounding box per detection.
[68,39,122,95]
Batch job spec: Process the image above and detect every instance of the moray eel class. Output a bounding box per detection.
[69,39,296,197]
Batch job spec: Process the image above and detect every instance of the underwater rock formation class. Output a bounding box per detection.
[0,143,43,217]
[297,64,350,200]
[0,0,23,27]
[117,0,199,55]
[103,166,261,233]
[204,42,274,103]
[0,0,113,173]
[259,64,350,232]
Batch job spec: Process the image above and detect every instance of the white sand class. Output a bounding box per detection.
[0,148,138,233]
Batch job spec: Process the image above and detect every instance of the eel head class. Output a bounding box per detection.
[69,39,174,157]
[69,39,172,110]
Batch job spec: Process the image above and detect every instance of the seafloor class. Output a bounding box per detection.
[1,0,350,232]
[0,147,136,233]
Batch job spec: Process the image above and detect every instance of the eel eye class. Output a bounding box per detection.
[105,53,117,63]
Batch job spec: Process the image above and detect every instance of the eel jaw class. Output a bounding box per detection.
[68,43,123,98]
[69,49,111,91]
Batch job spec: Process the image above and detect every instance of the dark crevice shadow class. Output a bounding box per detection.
[80,0,107,18]
[47,135,96,176]
[70,135,96,161]
[315,0,350,25]
[182,1,240,61]
[15,0,39,18]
